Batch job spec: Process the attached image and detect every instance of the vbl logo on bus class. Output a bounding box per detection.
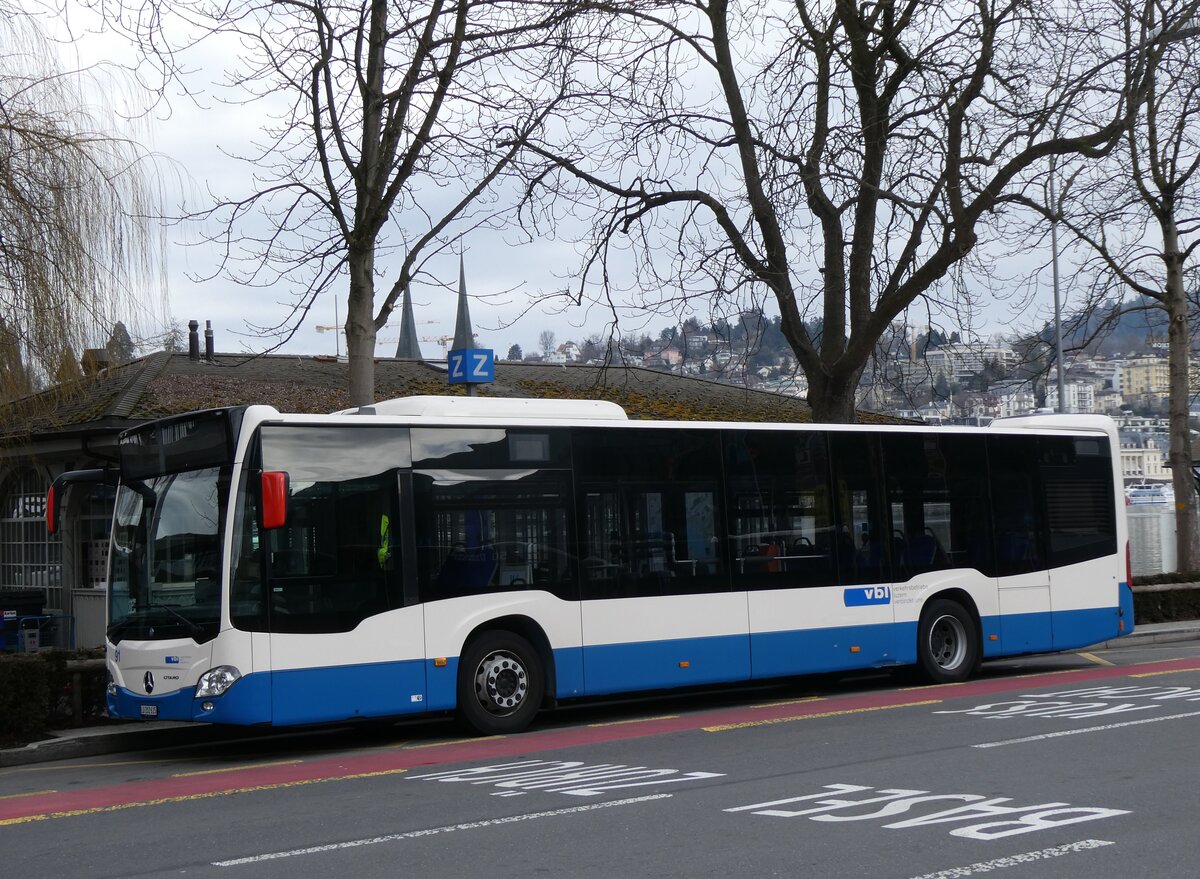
[843,586,892,607]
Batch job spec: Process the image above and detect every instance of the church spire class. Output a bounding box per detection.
[394,283,423,359]
[451,254,474,352]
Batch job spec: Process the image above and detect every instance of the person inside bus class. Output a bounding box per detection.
[857,527,885,581]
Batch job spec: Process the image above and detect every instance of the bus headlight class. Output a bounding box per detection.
[195,666,242,698]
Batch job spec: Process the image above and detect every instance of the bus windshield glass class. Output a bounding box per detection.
[108,467,228,644]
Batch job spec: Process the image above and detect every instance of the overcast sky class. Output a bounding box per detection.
[48,2,1069,364]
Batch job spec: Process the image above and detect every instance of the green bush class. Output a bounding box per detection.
[1134,571,1200,587]
[0,655,52,747]
[1134,587,1200,625]
[0,649,108,747]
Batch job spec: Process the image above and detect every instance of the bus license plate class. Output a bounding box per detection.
[140,705,158,717]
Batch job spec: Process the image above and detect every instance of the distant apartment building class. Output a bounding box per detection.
[990,380,1037,418]
[1095,388,1124,413]
[922,342,1019,384]
[1120,436,1170,481]
[1046,382,1097,414]
[1123,357,1170,399]
[643,344,683,370]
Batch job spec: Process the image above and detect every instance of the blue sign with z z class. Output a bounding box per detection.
[447,348,495,385]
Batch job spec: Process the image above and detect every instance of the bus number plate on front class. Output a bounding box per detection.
[140,705,158,717]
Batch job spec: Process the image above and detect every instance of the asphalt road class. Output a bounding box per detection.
[3,637,1200,879]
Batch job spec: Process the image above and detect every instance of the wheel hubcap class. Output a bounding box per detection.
[474,650,528,716]
[928,614,967,670]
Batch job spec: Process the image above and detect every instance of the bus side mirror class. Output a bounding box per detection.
[261,471,290,530]
[46,468,118,534]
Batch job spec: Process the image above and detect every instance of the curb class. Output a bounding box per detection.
[0,722,235,768]
[1093,620,1200,650]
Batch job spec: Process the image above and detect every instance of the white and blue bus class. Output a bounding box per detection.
[50,396,1132,735]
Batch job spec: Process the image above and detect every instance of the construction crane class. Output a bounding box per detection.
[421,334,457,356]
[317,322,435,356]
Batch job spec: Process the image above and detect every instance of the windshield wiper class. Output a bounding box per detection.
[135,602,205,638]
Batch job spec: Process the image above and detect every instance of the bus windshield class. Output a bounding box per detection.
[107,467,227,644]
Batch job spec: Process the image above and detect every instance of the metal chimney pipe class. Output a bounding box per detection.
[204,320,214,361]
[188,320,200,361]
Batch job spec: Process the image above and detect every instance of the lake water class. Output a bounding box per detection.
[1128,506,1179,576]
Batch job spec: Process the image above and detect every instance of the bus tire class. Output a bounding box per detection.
[917,599,978,684]
[457,631,545,735]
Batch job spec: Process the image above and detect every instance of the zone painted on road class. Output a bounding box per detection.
[2,654,1199,826]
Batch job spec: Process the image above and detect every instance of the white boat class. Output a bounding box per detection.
[1125,482,1175,505]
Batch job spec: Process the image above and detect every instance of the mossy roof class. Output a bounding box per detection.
[0,351,900,442]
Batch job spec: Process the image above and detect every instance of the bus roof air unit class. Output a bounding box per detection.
[337,395,629,421]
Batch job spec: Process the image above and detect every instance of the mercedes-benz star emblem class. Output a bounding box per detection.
[144,671,155,694]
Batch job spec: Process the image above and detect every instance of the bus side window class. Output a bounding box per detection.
[723,429,835,590]
[988,435,1046,576]
[254,425,408,634]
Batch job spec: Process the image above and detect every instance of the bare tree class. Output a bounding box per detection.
[1050,0,1200,570]
[538,328,556,356]
[0,8,165,400]
[118,0,594,406]
[520,0,1198,422]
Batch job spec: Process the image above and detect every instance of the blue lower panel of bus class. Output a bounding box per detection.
[751,623,900,679]
[112,660,429,726]
[582,635,751,697]
[270,659,428,725]
[110,601,1133,725]
[1052,604,1128,652]
[108,673,274,724]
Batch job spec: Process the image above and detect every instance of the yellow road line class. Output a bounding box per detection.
[1131,668,1198,678]
[401,736,505,750]
[1076,652,1115,667]
[0,790,56,800]
[750,697,822,709]
[703,699,942,732]
[0,768,408,827]
[6,757,194,775]
[899,681,970,691]
[172,760,301,778]
[589,715,681,727]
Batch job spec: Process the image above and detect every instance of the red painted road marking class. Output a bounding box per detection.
[3,654,1200,825]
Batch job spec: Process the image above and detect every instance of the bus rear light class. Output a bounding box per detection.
[1126,541,1133,586]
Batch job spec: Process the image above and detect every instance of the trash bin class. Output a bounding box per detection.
[0,589,44,652]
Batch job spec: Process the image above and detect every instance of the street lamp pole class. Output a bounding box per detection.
[1048,165,1067,414]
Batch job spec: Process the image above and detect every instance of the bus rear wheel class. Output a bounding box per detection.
[457,631,545,735]
[917,599,978,684]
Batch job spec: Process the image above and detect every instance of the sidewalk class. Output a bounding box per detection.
[3,620,1198,769]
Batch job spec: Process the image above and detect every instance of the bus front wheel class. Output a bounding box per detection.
[457,631,545,735]
[917,599,979,684]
